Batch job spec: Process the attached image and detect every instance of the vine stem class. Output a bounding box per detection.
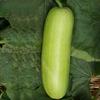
[55,0,63,8]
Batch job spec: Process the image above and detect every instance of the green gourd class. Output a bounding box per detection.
[41,3,74,99]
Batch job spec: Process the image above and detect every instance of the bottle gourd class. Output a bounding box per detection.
[41,5,74,99]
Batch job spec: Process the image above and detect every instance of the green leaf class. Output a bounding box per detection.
[67,0,100,59]
[0,0,50,99]
[71,47,100,62]
[70,57,92,100]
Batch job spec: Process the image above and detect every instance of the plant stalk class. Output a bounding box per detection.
[55,0,63,7]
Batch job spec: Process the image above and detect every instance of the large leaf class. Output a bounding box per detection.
[67,0,100,59]
[70,57,92,100]
[0,0,46,99]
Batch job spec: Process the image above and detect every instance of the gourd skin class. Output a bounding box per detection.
[42,7,74,99]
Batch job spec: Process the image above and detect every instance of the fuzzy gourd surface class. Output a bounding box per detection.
[42,7,74,99]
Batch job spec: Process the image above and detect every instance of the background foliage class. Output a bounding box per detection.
[0,0,100,100]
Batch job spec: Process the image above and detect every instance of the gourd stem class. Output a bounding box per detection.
[55,0,63,8]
